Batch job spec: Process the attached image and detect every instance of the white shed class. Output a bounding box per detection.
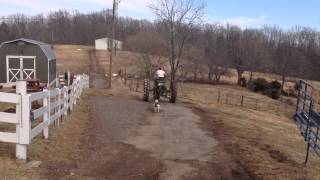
[95,37,122,50]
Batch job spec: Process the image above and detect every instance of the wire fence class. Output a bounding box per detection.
[122,75,296,116]
[123,76,143,93]
[178,86,296,117]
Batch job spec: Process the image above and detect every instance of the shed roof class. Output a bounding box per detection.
[95,37,122,42]
[0,38,56,61]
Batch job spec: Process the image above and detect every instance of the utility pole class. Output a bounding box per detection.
[108,0,120,89]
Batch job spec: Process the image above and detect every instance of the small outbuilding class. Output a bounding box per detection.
[0,38,57,84]
[95,37,122,50]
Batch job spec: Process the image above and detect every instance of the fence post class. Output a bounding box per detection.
[70,85,74,111]
[76,78,79,99]
[57,88,61,127]
[241,96,244,106]
[43,89,49,138]
[74,81,78,105]
[80,76,83,95]
[16,80,30,160]
[55,77,59,88]
[78,78,81,98]
[63,87,68,116]
[87,76,90,88]
[217,91,221,104]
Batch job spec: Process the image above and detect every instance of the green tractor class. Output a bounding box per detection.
[143,78,173,102]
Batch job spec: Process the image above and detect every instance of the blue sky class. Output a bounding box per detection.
[205,0,320,29]
[0,0,319,29]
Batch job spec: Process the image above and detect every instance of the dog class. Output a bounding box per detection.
[154,99,161,113]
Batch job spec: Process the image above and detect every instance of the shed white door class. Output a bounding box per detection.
[6,56,36,83]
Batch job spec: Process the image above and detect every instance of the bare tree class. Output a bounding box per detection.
[0,22,10,42]
[225,25,245,85]
[204,24,230,83]
[182,44,205,81]
[241,29,269,80]
[275,32,305,92]
[150,0,205,103]
[126,31,167,78]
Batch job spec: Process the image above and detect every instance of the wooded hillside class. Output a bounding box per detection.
[0,9,319,82]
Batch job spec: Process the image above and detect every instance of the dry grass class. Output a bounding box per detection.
[0,91,90,179]
[0,103,16,134]
[180,83,320,179]
[0,103,13,112]
[93,49,142,75]
[179,83,295,116]
[54,44,92,74]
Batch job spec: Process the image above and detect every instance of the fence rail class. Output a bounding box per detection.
[0,74,89,160]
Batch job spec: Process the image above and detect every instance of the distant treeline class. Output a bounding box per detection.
[0,9,320,82]
[0,9,153,45]
[126,24,320,84]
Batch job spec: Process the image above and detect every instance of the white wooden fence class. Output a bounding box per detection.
[0,74,89,160]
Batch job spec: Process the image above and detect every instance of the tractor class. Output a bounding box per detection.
[143,77,172,102]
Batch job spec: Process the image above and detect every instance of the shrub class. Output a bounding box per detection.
[248,78,270,92]
[264,88,281,99]
[240,77,247,87]
[255,78,270,91]
[247,80,255,91]
[247,78,281,99]
[270,81,281,90]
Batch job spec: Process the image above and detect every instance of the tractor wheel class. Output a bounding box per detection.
[143,79,150,102]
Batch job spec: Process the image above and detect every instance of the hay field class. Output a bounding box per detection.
[180,83,320,179]
[54,44,92,74]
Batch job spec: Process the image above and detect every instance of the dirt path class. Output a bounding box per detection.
[57,93,250,180]
[126,104,220,179]
[89,50,108,89]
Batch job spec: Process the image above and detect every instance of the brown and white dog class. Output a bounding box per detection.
[154,99,160,113]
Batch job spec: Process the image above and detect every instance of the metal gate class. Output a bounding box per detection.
[6,56,36,82]
[294,80,320,163]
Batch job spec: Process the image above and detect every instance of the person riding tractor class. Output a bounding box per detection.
[143,67,170,102]
[154,68,166,99]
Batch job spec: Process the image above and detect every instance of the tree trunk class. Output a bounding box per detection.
[250,71,253,81]
[170,72,177,103]
[208,66,213,81]
[237,70,244,86]
[169,21,177,103]
[215,74,221,84]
